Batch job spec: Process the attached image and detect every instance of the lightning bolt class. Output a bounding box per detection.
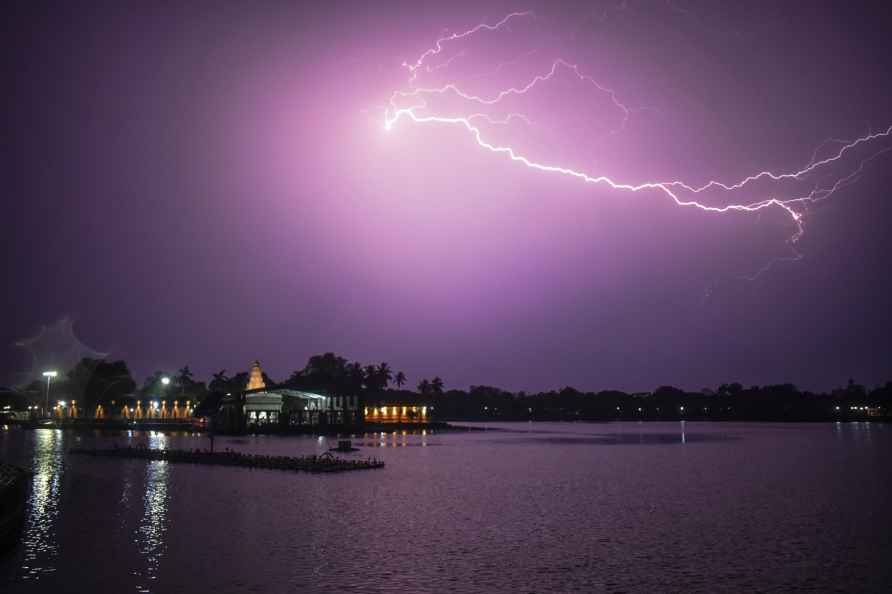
[403,11,535,85]
[392,57,631,134]
[385,12,892,280]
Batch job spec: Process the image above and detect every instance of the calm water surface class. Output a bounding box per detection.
[1,422,890,593]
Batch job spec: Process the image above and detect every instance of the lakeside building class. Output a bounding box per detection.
[243,360,281,425]
[118,400,194,420]
[49,399,194,421]
[362,392,436,424]
[3,397,196,427]
[217,361,364,433]
[364,404,430,424]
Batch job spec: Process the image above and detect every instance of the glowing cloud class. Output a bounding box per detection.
[384,11,892,280]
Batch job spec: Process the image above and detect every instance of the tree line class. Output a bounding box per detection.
[2,353,890,422]
[423,381,892,421]
[2,353,439,414]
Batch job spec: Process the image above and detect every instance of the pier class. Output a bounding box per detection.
[69,446,384,473]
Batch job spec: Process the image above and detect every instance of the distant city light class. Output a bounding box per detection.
[58,401,67,408]
[42,370,58,378]
[161,376,171,385]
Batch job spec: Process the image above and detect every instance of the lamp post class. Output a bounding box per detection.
[160,376,170,418]
[42,370,58,418]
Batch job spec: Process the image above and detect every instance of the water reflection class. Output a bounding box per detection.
[1,423,890,593]
[359,429,433,448]
[20,429,65,580]
[133,432,170,593]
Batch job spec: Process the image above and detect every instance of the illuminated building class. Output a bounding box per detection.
[246,360,266,391]
[243,360,281,426]
[219,360,364,432]
[364,402,430,424]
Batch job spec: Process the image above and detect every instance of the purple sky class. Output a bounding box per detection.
[6,1,892,392]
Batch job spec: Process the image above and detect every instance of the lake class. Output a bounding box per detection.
[1,422,890,593]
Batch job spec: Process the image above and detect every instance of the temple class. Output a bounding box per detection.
[219,360,365,433]
[243,360,281,425]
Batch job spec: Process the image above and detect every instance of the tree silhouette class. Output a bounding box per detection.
[67,358,136,410]
[177,365,194,382]
[346,362,365,394]
[13,352,892,422]
[285,354,391,395]
[209,370,230,393]
[229,372,249,393]
[431,376,444,395]
[377,362,393,389]
[291,353,351,395]
[363,364,380,391]
[139,371,169,396]
[176,365,195,396]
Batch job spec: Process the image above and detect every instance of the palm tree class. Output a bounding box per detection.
[346,362,365,393]
[364,364,380,391]
[394,371,407,389]
[431,376,444,395]
[178,365,194,382]
[177,365,194,396]
[209,369,229,393]
[377,362,393,389]
[417,379,431,395]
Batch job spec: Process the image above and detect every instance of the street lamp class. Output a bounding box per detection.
[159,377,171,419]
[42,370,58,417]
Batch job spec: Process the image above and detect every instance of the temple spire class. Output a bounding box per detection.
[246,360,266,391]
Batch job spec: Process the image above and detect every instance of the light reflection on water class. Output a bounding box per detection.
[20,430,65,580]
[2,422,891,593]
[359,429,432,448]
[133,433,170,593]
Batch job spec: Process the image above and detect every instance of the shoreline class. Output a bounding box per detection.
[3,418,888,438]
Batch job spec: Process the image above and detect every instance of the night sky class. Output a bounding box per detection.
[5,1,892,392]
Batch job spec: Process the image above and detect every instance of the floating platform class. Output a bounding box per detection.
[69,446,384,473]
